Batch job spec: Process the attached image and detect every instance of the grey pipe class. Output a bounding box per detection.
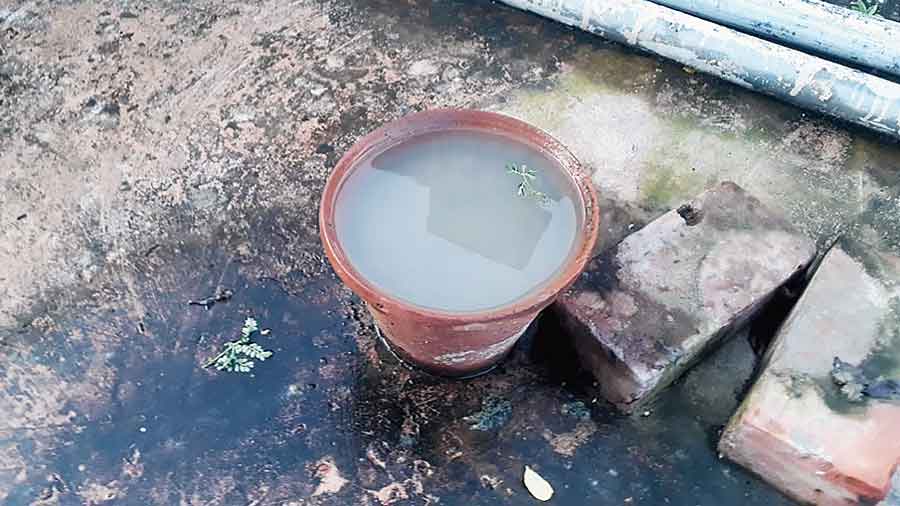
[648,0,900,78]
[499,0,900,140]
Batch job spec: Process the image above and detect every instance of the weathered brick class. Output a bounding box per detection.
[555,182,815,412]
[720,244,900,506]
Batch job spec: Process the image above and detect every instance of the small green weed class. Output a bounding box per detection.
[203,317,273,373]
[506,163,549,205]
[850,0,879,15]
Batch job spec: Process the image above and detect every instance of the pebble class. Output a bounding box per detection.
[408,59,440,77]
[441,65,461,81]
[325,54,344,70]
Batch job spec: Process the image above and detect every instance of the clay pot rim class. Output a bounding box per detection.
[319,108,599,324]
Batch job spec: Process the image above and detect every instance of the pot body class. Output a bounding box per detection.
[319,109,599,377]
[368,302,538,377]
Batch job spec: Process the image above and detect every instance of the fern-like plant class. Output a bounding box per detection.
[506,163,549,205]
[203,317,273,373]
[850,0,879,15]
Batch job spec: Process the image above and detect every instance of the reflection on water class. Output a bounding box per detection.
[335,130,579,312]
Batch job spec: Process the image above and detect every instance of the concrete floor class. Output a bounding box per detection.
[2,0,900,504]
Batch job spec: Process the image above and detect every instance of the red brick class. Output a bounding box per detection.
[720,245,900,505]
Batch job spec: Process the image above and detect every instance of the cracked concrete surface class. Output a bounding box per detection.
[2,0,900,504]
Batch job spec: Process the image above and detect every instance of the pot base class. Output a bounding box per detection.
[372,323,532,380]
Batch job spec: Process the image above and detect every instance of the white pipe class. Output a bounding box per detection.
[649,0,900,79]
[499,0,900,139]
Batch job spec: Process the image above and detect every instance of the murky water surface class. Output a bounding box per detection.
[336,130,579,312]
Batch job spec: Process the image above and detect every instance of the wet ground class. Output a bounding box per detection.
[3,0,900,504]
[2,227,794,505]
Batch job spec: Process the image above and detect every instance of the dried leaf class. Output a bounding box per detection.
[523,466,553,502]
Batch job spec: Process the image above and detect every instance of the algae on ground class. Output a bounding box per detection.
[640,162,705,212]
[464,396,512,431]
[560,400,591,421]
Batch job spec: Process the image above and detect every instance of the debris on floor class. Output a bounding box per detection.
[830,357,869,402]
[480,475,503,490]
[555,182,816,412]
[832,357,900,402]
[188,286,234,310]
[560,400,591,421]
[312,457,349,496]
[720,243,900,505]
[544,421,598,456]
[523,466,554,501]
[463,396,512,431]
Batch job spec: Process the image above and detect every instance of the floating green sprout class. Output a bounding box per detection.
[506,163,549,205]
[850,0,879,15]
[203,317,273,373]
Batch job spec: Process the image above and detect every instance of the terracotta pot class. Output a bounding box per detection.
[319,109,599,378]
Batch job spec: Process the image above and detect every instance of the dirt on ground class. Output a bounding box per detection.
[0,0,584,330]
